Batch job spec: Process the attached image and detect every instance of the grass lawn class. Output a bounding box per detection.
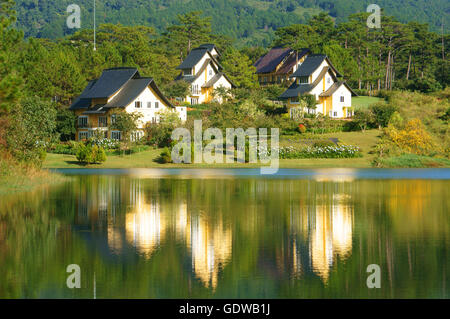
[0,166,68,195]
[43,130,381,169]
[352,96,383,109]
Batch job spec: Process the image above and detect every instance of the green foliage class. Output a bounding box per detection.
[162,80,191,100]
[75,142,107,164]
[352,109,375,132]
[144,109,182,148]
[376,154,450,168]
[370,102,399,128]
[221,47,258,89]
[110,109,143,145]
[6,96,57,165]
[56,108,76,141]
[156,147,172,164]
[406,77,443,93]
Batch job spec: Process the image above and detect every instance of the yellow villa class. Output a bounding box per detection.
[175,44,235,104]
[278,54,357,119]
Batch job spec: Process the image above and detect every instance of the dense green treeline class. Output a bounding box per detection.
[13,0,449,46]
[1,0,449,171]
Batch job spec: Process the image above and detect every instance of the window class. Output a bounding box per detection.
[98,116,107,127]
[290,97,300,103]
[333,112,338,117]
[184,69,192,75]
[79,131,89,140]
[111,131,122,141]
[298,76,309,84]
[340,96,345,102]
[191,98,199,105]
[78,116,88,128]
[191,84,200,95]
[111,114,116,124]
[327,78,331,84]
[209,70,213,76]
[152,117,156,124]
[155,102,159,109]
[135,101,142,108]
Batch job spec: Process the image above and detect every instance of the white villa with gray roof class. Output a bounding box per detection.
[175,44,235,104]
[70,67,186,141]
[278,54,357,119]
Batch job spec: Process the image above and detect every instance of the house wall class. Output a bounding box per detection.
[331,85,352,118]
[186,61,233,105]
[75,85,186,141]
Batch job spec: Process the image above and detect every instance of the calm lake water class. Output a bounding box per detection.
[1,168,449,298]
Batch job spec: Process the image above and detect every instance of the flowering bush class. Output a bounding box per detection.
[298,124,306,134]
[278,144,362,159]
[92,138,120,150]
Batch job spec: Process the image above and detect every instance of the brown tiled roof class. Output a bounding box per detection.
[254,47,292,74]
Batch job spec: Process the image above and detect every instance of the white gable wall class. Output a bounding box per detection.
[124,86,186,127]
[311,60,330,83]
[331,85,352,118]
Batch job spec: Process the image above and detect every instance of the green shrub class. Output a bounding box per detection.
[370,102,399,128]
[313,140,336,148]
[76,143,107,164]
[156,148,172,164]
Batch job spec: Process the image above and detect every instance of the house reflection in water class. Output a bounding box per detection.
[190,216,232,289]
[75,177,232,290]
[290,193,353,282]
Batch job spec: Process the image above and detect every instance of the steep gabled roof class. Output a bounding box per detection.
[70,68,173,111]
[320,81,358,97]
[176,47,223,71]
[103,78,153,108]
[254,46,292,74]
[202,72,236,88]
[275,48,310,75]
[291,54,342,78]
[198,43,221,56]
[176,58,216,83]
[279,66,329,99]
[69,80,96,110]
[177,48,209,69]
[83,67,140,99]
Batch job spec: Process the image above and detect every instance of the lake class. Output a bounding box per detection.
[0,168,449,298]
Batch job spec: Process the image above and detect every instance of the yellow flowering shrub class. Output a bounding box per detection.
[385,119,435,155]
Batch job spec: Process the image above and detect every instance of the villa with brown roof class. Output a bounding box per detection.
[254,47,310,86]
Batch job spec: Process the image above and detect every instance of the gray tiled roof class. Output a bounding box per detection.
[279,66,329,99]
[278,84,314,99]
[290,55,327,77]
[83,67,140,99]
[177,48,209,69]
[69,80,96,110]
[70,68,173,111]
[320,81,358,97]
[103,78,153,108]
[198,43,220,56]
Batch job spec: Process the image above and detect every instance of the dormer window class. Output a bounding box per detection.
[184,69,192,75]
[298,76,309,84]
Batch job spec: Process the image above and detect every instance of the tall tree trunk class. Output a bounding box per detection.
[358,46,362,90]
[406,53,411,80]
[385,50,391,90]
